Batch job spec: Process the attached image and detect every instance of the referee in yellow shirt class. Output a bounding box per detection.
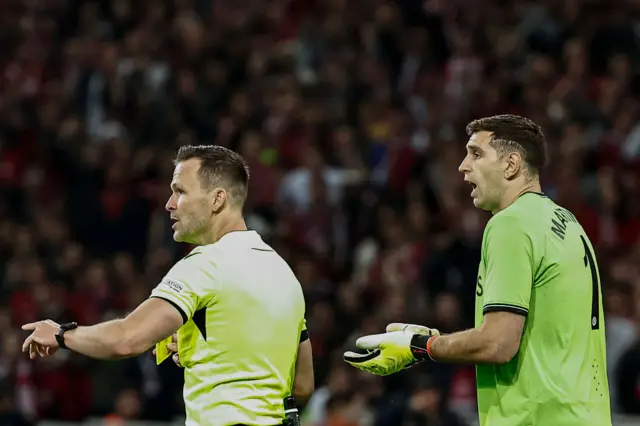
[21,145,314,426]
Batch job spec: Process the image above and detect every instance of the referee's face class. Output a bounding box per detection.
[459,131,505,213]
[166,159,212,244]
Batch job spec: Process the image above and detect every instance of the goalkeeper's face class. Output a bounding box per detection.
[166,159,214,244]
[459,131,506,213]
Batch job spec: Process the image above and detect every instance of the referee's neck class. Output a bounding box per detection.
[207,214,248,245]
[495,179,542,214]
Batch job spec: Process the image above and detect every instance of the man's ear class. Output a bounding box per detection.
[210,188,227,213]
[504,152,523,180]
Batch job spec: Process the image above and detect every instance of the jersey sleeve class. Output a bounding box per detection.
[482,214,534,316]
[150,249,217,323]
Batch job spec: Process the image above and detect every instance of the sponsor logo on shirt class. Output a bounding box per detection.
[162,277,184,294]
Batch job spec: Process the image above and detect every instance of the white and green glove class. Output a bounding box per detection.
[343,323,440,376]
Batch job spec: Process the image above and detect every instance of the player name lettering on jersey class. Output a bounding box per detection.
[550,207,578,240]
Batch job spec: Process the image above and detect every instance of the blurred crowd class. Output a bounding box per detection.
[1,0,640,425]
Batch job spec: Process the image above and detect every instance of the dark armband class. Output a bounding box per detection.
[299,329,309,343]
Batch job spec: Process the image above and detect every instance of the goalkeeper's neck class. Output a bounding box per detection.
[493,178,542,215]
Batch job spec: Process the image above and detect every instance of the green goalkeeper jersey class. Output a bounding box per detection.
[474,193,611,426]
[150,230,306,426]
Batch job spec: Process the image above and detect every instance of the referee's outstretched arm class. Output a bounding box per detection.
[22,297,183,360]
[292,338,314,405]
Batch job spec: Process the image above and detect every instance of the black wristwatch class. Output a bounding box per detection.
[55,322,78,350]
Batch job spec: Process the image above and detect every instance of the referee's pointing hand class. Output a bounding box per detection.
[21,320,61,359]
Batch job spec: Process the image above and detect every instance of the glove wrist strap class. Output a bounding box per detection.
[410,334,438,361]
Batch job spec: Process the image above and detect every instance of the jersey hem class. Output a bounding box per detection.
[483,303,528,316]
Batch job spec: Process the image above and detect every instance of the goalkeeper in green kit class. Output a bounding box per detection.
[344,115,612,426]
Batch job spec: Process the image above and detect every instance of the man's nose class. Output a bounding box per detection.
[165,195,176,212]
[458,157,470,173]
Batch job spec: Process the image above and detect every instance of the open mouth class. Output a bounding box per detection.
[465,180,477,195]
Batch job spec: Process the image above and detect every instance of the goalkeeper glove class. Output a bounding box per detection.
[343,323,440,376]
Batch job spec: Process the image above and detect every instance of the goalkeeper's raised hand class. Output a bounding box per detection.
[343,323,440,376]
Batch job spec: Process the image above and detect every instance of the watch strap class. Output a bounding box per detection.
[55,322,78,350]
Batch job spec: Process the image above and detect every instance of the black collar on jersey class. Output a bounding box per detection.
[518,191,548,199]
